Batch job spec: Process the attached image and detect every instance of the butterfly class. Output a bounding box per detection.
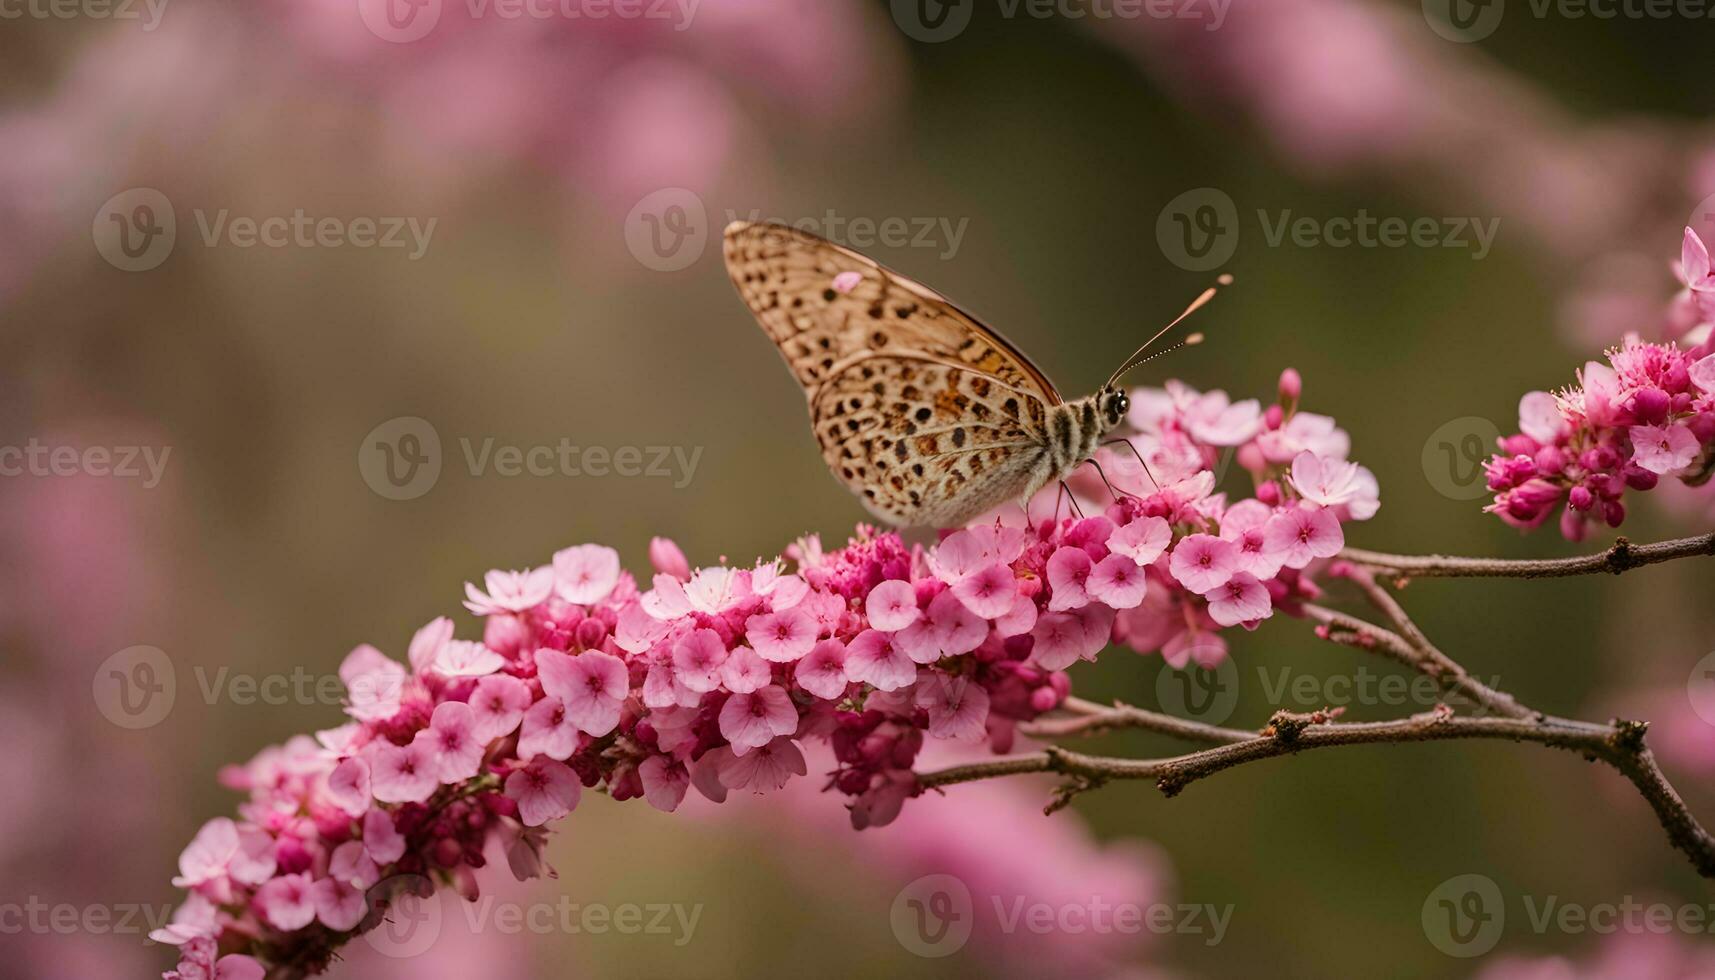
[723,220,1225,528]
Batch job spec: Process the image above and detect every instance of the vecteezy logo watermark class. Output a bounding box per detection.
[1426,0,1715,42]
[359,416,703,501]
[1424,875,1715,957]
[93,188,176,272]
[1156,187,1501,271]
[1423,874,1505,957]
[359,417,444,501]
[358,0,699,42]
[0,0,167,28]
[0,439,172,488]
[93,645,176,730]
[1422,0,1505,41]
[94,189,436,271]
[890,875,1232,956]
[891,874,974,957]
[1422,416,1502,501]
[1688,651,1715,727]
[889,0,1229,42]
[626,188,709,273]
[732,208,971,261]
[1155,655,1240,725]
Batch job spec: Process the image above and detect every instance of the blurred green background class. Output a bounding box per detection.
[3,0,1713,976]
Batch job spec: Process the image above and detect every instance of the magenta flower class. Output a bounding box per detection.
[255,873,316,932]
[719,686,798,753]
[1263,506,1343,569]
[951,563,1018,619]
[1046,546,1095,612]
[469,674,531,742]
[865,578,921,630]
[845,629,916,690]
[672,628,730,691]
[536,649,627,737]
[1204,573,1273,627]
[746,606,818,663]
[795,639,851,700]
[364,737,436,804]
[518,697,580,761]
[420,701,485,784]
[505,758,581,827]
[1086,554,1148,609]
[1168,533,1238,593]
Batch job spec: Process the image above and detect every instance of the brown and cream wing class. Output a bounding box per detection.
[722,220,1063,405]
[808,354,1050,526]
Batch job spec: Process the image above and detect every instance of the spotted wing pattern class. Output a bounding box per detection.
[724,221,1060,525]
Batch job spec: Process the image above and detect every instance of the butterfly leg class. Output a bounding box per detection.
[1076,455,1136,506]
[1102,438,1160,492]
[1051,480,1085,524]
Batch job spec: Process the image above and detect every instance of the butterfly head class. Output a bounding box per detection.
[1098,387,1130,429]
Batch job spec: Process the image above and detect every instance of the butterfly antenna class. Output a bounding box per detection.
[1104,273,1232,390]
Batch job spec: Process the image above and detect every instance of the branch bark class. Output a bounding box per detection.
[1338,531,1715,580]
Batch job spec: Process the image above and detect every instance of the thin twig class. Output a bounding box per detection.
[918,709,1715,877]
[1018,696,1251,743]
[1339,532,1715,580]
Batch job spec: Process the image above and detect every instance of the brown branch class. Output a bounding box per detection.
[918,709,1715,877]
[1339,532,1715,580]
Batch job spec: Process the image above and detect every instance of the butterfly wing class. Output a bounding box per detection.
[724,220,1060,525]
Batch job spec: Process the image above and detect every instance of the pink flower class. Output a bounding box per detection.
[166,940,264,980]
[1086,554,1147,609]
[745,606,817,663]
[432,639,505,679]
[718,736,807,793]
[1630,424,1700,474]
[639,756,690,813]
[1046,546,1094,612]
[469,674,531,742]
[865,579,921,630]
[172,818,240,889]
[720,645,772,693]
[340,645,407,722]
[535,648,628,737]
[1185,389,1263,445]
[845,629,916,690]
[518,697,581,761]
[325,757,372,818]
[1107,516,1170,564]
[648,536,691,581]
[364,737,436,804]
[993,592,1039,637]
[255,873,317,931]
[1203,572,1272,627]
[418,701,485,783]
[916,675,990,741]
[505,758,581,827]
[1030,609,1106,671]
[672,628,729,691]
[1289,451,1379,519]
[362,809,405,866]
[1162,629,1227,669]
[795,638,850,700]
[1518,391,1570,445]
[407,616,454,673]
[895,590,987,663]
[951,563,1018,619]
[553,543,621,605]
[1168,533,1239,593]
[328,840,379,889]
[1219,499,1287,579]
[1691,353,1715,395]
[1262,507,1343,569]
[311,875,367,932]
[463,567,554,615]
[718,685,798,753]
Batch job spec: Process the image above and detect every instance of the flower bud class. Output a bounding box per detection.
[649,537,691,581]
[1278,367,1302,403]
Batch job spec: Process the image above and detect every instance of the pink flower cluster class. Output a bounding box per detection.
[1486,232,1715,540]
[159,373,1377,977]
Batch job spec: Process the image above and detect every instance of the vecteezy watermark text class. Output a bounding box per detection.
[1423,874,1715,957]
[358,416,703,500]
[94,189,436,272]
[358,0,699,42]
[0,898,173,940]
[889,0,1230,43]
[0,439,171,488]
[0,0,166,27]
